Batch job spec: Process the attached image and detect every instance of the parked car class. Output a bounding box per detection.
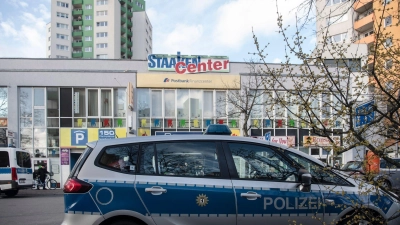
[0,147,33,197]
[340,160,364,176]
[62,136,400,225]
[377,158,400,190]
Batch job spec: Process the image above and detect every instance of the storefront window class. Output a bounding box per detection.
[203,91,213,118]
[250,90,263,118]
[0,87,8,118]
[47,88,59,117]
[20,128,33,149]
[47,129,59,158]
[88,89,99,116]
[321,93,331,118]
[216,91,226,118]
[34,109,45,127]
[20,88,33,117]
[164,90,175,117]
[151,90,162,117]
[137,89,150,117]
[101,89,112,117]
[74,88,86,117]
[34,88,45,106]
[114,88,126,117]
[275,92,286,118]
[177,89,189,119]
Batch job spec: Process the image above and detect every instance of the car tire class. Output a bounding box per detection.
[338,209,384,225]
[109,219,141,225]
[4,190,19,197]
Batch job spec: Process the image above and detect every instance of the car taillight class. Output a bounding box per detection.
[63,178,92,193]
[11,167,18,181]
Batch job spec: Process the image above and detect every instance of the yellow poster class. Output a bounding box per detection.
[138,128,150,136]
[60,128,127,148]
[231,129,240,136]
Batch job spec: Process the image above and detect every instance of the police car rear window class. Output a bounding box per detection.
[98,144,139,174]
[0,151,10,167]
[138,141,221,178]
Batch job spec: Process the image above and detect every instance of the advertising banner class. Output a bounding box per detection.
[270,136,295,147]
[303,136,340,147]
[60,128,127,148]
[60,149,70,165]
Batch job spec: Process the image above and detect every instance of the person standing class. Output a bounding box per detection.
[37,164,50,190]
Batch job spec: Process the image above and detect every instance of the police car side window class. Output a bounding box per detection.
[0,151,10,167]
[16,151,32,168]
[285,152,350,186]
[228,143,298,182]
[98,144,139,174]
[138,141,221,177]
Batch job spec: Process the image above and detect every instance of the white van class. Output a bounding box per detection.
[0,147,33,197]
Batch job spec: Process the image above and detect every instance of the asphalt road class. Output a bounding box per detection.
[0,189,64,225]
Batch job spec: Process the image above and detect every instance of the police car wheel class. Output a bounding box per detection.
[109,219,140,225]
[4,190,18,197]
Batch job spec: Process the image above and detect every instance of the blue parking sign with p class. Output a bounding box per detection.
[71,129,88,146]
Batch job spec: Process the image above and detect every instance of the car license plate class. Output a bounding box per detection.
[19,180,25,184]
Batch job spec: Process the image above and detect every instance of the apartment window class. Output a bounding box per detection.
[85,4,92,9]
[97,10,108,16]
[56,44,69,51]
[56,33,69,40]
[96,54,108,59]
[385,38,392,47]
[84,36,92,41]
[85,15,92,20]
[48,46,50,50]
[48,27,51,32]
[85,47,93,52]
[85,26,93,31]
[384,16,392,27]
[363,30,374,38]
[328,32,347,43]
[96,43,108,48]
[48,37,50,41]
[56,55,68,58]
[96,32,108,37]
[96,21,108,27]
[97,0,108,5]
[56,23,68,29]
[56,12,69,18]
[57,1,69,8]
[326,14,348,26]
[385,59,393,70]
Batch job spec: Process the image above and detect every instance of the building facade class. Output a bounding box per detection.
[0,57,345,186]
[46,0,152,59]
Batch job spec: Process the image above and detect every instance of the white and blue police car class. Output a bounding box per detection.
[62,135,400,225]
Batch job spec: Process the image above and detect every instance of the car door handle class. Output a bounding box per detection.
[241,191,261,200]
[325,199,335,205]
[145,186,167,195]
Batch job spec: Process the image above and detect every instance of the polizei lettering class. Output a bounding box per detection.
[148,51,230,74]
[264,197,321,210]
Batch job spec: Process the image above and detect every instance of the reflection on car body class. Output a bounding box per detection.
[61,135,400,225]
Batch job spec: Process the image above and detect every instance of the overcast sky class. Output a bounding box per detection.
[0,0,316,63]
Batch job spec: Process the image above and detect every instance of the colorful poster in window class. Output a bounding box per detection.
[303,136,340,147]
[60,148,70,165]
[231,129,240,136]
[138,128,150,136]
[0,118,7,127]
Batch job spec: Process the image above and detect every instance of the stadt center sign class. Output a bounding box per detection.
[147,51,230,74]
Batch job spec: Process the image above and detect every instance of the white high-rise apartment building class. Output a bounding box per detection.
[46,0,152,60]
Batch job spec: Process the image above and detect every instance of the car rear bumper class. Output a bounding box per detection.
[0,180,32,191]
[61,213,103,225]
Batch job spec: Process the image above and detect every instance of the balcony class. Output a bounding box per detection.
[121,37,127,44]
[355,34,375,45]
[127,40,132,48]
[353,0,372,13]
[73,0,83,5]
[354,13,374,33]
[72,30,83,37]
[72,20,83,26]
[127,30,132,37]
[127,11,133,18]
[121,17,127,25]
[121,27,127,35]
[121,48,127,54]
[127,20,132,28]
[72,41,83,47]
[121,7,127,15]
[119,0,127,5]
[127,51,132,58]
[127,1,133,8]
[72,9,83,16]
[72,52,83,58]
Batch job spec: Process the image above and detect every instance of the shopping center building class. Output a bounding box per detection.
[0,53,345,187]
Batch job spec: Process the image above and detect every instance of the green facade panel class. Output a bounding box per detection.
[82,0,94,58]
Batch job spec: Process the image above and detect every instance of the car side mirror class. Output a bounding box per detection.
[298,168,312,193]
